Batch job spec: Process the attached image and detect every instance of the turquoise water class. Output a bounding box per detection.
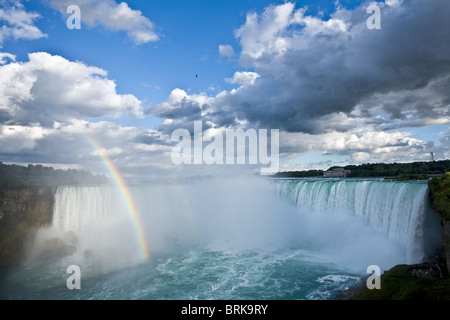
[1,244,362,300]
[0,178,441,300]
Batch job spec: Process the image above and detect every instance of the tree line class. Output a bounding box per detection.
[0,162,108,187]
[428,172,450,221]
[274,160,450,179]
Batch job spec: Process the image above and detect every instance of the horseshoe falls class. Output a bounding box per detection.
[0,177,443,300]
[274,179,442,264]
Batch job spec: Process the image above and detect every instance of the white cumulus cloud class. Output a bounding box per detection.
[225,71,260,86]
[219,44,235,57]
[0,52,144,126]
[47,0,159,44]
[0,1,47,47]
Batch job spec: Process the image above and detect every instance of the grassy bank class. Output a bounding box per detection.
[347,264,450,300]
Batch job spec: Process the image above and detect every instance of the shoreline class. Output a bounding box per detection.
[335,260,450,300]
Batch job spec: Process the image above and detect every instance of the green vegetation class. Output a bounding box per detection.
[428,172,450,221]
[275,159,450,179]
[384,173,430,181]
[274,169,324,178]
[428,173,450,284]
[0,162,107,187]
[350,264,450,300]
[345,160,450,178]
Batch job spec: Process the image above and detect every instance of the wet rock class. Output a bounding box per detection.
[0,186,56,266]
[37,237,77,262]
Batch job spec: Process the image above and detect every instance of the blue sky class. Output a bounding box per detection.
[3,0,369,111]
[0,0,449,180]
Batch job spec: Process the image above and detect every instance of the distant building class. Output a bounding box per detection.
[324,167,351,178]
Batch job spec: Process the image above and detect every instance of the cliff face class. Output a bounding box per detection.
[443,220,450,274]
[428,174,450,274]
[0,186,56,266]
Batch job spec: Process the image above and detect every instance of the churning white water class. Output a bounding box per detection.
[0,177,443,300]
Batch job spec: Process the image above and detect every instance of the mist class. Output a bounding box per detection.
[25,176,412,276]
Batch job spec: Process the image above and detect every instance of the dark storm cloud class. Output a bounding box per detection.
[151,0,449,135]
[134,131,171,146]
[151,99,205,121]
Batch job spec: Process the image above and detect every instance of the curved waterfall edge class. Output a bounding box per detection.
[273,178,444,265]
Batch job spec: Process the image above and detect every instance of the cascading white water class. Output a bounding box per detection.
[28,185,148,272]
[11,177,444,300]
[29,177,442,276]
[53,186,128,232]
[274,178,441,263]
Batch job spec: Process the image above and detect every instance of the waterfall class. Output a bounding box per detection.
[26,185,147,272]
[274,178,441,263]
[52,186,128,232]
[11,177,444,300]
[27,177,442,275]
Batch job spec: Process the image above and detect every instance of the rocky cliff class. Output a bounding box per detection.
[428,173,450,274]
[0,186,56,266]
[441,220,450,274]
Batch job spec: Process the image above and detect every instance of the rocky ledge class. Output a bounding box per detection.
[336,259,450,300]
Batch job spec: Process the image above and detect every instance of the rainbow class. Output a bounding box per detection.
[84,135,150,262]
